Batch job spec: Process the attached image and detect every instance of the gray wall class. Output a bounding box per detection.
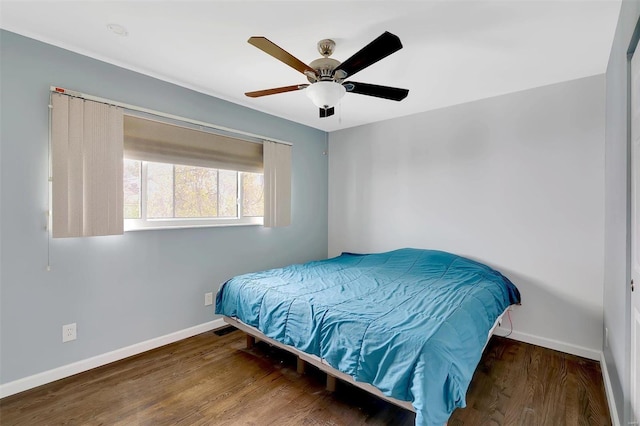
[329,75,606,357]
[603,2,640,424]
[0,30,328,384]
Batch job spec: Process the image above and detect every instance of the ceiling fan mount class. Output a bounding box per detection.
[245,32,409,118]
[317,38,336,57]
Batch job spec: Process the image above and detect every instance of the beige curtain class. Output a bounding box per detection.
[263,141,292,227]
[51,93,124,237]
[123,115,263,172]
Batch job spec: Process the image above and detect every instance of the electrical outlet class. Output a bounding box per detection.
[205,292,213,306]
[62,323,76,343]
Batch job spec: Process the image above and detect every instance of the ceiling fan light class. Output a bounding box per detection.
[305,81,346,109]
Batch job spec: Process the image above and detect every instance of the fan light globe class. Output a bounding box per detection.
[305,81,346,108]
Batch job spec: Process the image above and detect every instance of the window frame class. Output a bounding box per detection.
[124,160,264,231]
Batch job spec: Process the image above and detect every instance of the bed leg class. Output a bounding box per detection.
[246,334,255,349]
[296,358,306,375]
[326,374,337,392]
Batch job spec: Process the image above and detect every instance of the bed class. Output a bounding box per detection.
[215,248,521,425]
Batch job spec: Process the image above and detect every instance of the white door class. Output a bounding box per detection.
[631,36,640,426]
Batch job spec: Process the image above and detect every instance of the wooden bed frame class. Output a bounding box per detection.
[223,306,510,414]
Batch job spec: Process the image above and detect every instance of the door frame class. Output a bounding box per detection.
[628,15,640,426]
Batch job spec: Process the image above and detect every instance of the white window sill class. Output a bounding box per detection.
[124,217,264,232]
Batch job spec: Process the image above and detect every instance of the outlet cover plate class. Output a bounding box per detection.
[205,292,213,306]
[62,323,77,343]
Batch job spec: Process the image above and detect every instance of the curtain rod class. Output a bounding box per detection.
[50,86,293,146]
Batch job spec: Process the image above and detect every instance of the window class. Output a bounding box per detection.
[49,89,290,236]
[124,159,264,230]
[123,114,268,230]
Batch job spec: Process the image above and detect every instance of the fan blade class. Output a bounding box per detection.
[248,37,317,78]
[245,84,308,98]
[343,81,408,101]
[333,32,403,79]
[319,107,335,118]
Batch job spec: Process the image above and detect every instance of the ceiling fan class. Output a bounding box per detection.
[245,31,409,118]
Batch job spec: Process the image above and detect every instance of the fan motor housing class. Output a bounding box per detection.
[308,57,341,82]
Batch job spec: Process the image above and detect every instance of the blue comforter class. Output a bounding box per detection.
[216,248,520,425]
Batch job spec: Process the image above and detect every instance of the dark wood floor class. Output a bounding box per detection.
[0,328,611,425]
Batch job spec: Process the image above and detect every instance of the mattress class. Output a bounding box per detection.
[215,248,521,425]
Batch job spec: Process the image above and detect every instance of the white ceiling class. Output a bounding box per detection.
[0,1,622,132]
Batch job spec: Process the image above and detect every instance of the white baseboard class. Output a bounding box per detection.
[0,318,227,399]
[600,352,621,426]
[495,327,601,360]
[0,322,609,404]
